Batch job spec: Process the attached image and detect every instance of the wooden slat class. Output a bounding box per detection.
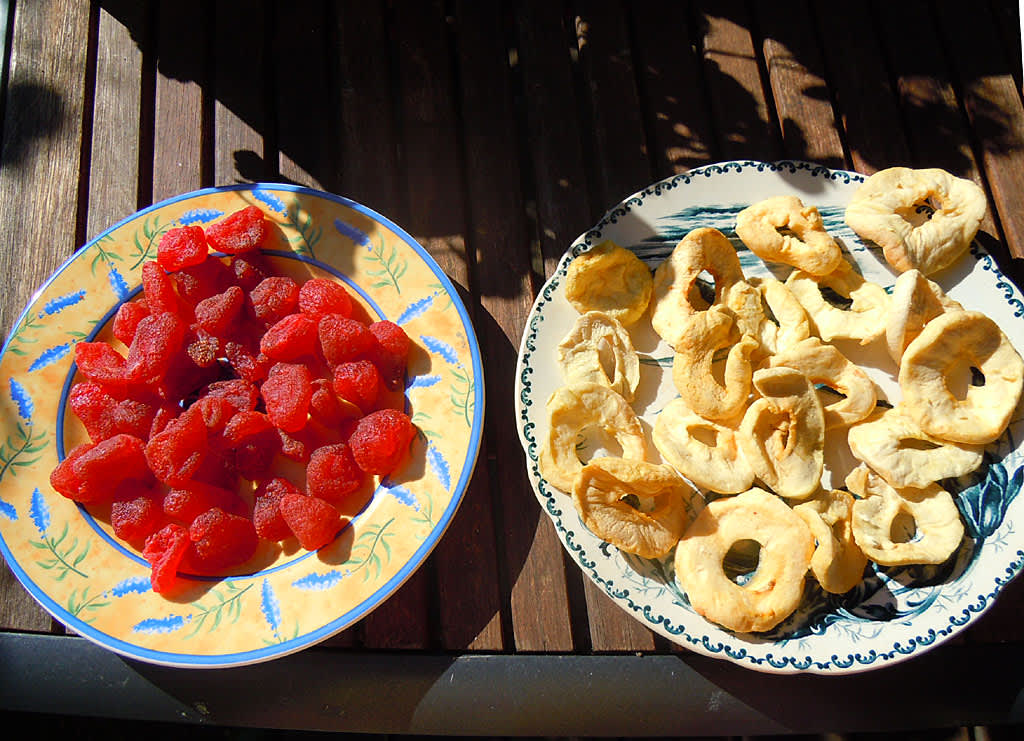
[357,0,471,650]
[152,0,208,201]
[755,0,844,167]
[0,0,92,633]
[322,0,400,649]
[213,0,268,185]
[874,1,998,239]
[630,1,716,177]
[812,3,911,174]
[694,0,780,162]
[934,1,1024,260]
[572,0,658,653]
[272,0,331,189]
[504,0,584,652]
[86,1,147,239]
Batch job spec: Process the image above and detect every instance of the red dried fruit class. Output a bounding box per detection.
[331,360,382,412]
[142,260,183,317]
[233,432,280,480]
[229,253,270,290]
[74,342,128,391]
[71,434,151,504]
[187,507,259,573]
[157,225,208,272]
[308,377,349,426]
[250,276,300,324]
[163,482,241,524]
[185,329,221,368]
[194,285,244,337]
[111,492,164,546]
[253,478,301,541]
[190,395,237,432]
[306,443,363,503]
[261,363,313,432]
[112,397,159,440]
[112,300,151,346]
[224,340,273,383]
[279,492,343,551]
[203,378,260,413]
[143,523,190,593]
[125,312,187,386]
[348,409,415,475]
[173,257,234,307]
[298,278,353,319]
[366,320,410,390]
[149,404,179,438]
[206,206,268,254]
[49,443,95,500]
[145,407,207,486]
[260,313,319,361]
[223,410,274,444]
[69,381,118,442]
[277,428,311,462]
[318,314,375,366]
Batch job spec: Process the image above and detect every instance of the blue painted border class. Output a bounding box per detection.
[0,183,486,668]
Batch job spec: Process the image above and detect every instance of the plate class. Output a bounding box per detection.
[0,184,484,668]
[515,160,1024,674]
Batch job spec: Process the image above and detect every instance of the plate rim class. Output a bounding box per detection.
[0,182,486,668]
[514,158,1024,675]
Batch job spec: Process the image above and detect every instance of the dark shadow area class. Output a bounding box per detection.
[0,81,66,170]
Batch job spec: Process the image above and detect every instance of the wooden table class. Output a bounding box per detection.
[3,1,1024,737]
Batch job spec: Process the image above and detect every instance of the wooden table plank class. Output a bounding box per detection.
[630,1,716,177]
[322,0,401,649]
[694,0,781,162]
[213,0,268,185]
[813,4,911,174]
[875,2,999,240]
[503,0,585,652]
[0,0,93,633]
[935,1,1024,260]
[572,0,661,653]
[755,0,844,167]
[271,0,331,189]
[86,1,148,240]
[153,0,209,201]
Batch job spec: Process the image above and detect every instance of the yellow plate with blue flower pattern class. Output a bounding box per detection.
[0,184,484,667]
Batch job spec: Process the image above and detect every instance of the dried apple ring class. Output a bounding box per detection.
[885,268,963,365]
[769,337,877,429]
[571,457,695,558]
[671,305,759,421]
[899,310,1024,445]
[793,489,867,594]
[674,487,814,633]
[564,240,652,327]
[738,367,825,500]
[537,383,648,493]
[650,227,746,347]
[847,405,983,489]
[556,311,640,401]
[786,259,890,345]
[844,167,986,276]
[735,195,843,276]
[653,397,755,494]
[747,275,811,355]
[845,466,964,567]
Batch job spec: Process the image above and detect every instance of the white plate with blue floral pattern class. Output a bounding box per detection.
[515,160,1024,674]
[0,184,484,667]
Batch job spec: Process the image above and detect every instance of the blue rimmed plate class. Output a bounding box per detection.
[0,184,484,667]
[515,160,1024,674]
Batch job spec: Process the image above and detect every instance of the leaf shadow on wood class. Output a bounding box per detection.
[0,80,66,171]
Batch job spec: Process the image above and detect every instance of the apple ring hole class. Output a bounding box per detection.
[895,199,938,228]
[689,271,717,310]
[897,437,942,452]
[575,426,626,463]
[723,538,762,585]
[818,285,855,311]
[890,510,918,544]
